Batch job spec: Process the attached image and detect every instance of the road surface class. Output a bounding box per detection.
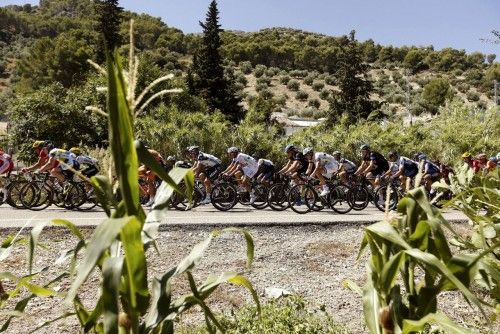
[0,204,467,229]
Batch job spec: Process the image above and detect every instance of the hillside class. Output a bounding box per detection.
[0,1,499,121]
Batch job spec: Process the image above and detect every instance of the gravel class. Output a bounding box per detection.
[0,222,496,333]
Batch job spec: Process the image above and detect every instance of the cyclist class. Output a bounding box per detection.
[189,146,222,205]
[222,147,258,204]
[39,147,80,191]
[0,148,14,176]
[303,148,339,196]
[355,144,389,187]
[256,158,275,185]
[416,153,441,192]
[21,140,53,173]
[279,144,311,185]
[332,151,356,184]
[165,156,176,172]
[462,152,475,169]
[384,151,418,192]
[472,153,488,173]
[69,147,99,178]
[486,153,499,172]
[138,147,165,206]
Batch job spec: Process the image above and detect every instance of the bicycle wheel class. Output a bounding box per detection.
[6,180,28,209]
[251,184,269,209]
[21,182,52,211]
[348,185,370,211]
[63,183,86,210]
[329,185,353,214]
[374,185,399,212]
[211,182,237,211]
[288,184,316,214]
[267,183,289,211]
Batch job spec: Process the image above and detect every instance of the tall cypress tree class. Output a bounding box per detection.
[95,0,123,59]
[191,0,243,123]
[328,30,376,123]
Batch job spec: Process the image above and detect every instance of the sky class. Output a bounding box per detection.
[2,0,499,56]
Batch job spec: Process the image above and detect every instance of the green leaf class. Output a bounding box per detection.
[29,220,48,275]
[380,251,405,293]
[102,257,123,334]
[120,216,149,313]
[65,217,130,304]
[366,222,412,250]
[227,274,261,315]
[218,228,255,268]
[52,219,85,241]
[402,312,475,334]
[363,269,382,334]
[106,51,140,217]
[146,167,193,223]
[90,175,115,217]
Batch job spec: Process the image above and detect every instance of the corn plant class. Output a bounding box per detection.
[1,21,259,334]
[349,185,500,334]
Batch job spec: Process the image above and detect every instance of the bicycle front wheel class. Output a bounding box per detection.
[288,184,316,214]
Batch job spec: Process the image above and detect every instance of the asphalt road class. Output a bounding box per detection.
[0,203,467,229]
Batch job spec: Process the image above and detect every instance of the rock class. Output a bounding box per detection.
[265,287,291,298]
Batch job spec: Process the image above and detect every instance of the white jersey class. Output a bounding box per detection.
[314,152,339,169]
[339,158,356,173]
[49,148,77,170]
[234,153,258,178]
[197,152,221,168]
[76,155,98,167]
[258,159,274,167]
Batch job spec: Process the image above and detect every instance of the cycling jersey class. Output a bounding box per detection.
[423,160,440,175]
[396,156,418,177]
[314,152,340,178]
[258,159,274,168]
[364,151,389,176]
[0,153,13,174]
[49,148,78,170]
[76,155,98,167]
[197,152,221,168]
[234,153,258,178]
[257,159,275,181]
[338,158,356,174]
[292,152,310,174]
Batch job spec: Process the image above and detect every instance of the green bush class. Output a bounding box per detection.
[304,74,315,86]
[280,75,291,85]
[254,64,267,77]
[325,75,336,85]
[274,94,288,106]
[179,296,349,334]
[312,81,325,91]
[256,82,269,92]
[290,69,307,78]
[259,88,274,100]
[300,107,316,118]
[257,76,272,86]
[236,72,248,86]
[239,61,253,74]
[287,79,300,91]
[295,90,309,101]
[466,90,480,102]
[319,88,330,100]
[266,67,280,76]
[308,98,321,109]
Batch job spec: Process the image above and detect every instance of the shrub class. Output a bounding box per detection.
[239,61,253,74]
[456,82,470,93]
[290,69,307,78]
[280,75,291,85]
[287,79,300,91]
[178,296,349,334]
[258,88,274,100]
[319,88,330,100]
[325,75,336,85]
[312,81,325,91]
[295,90,309,101]
[236,72,248,86]
[254,64,267,77]
[265,67,280,77]
[466,90,480,102]
[255,82,268,92]
[274,94,288,106]
[303,74,315,86]
[300,107,315,118]
[308,98,321,109]
[256,76,272,86]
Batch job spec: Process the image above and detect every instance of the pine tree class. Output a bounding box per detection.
[95,0,123,58]
[190,0,243,123]
[328,30,376,123]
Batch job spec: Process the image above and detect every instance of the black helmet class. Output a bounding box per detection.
[388,151,398,159]
[360,144,370,151]
[285,144,296,153]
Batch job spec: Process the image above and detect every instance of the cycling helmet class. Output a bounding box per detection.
[477,153,487,160]
[413,152,423,161]
[189,145,200,152]
[461,152,472,159]
[285,144,296,153]
[32,140,45,149]
[417,153,427,161]
[303,147,314,156]
[166,155,176,162]
[227,146,240,154]
[69,147,81,155]
[360,144,370,151]
[332,151,341,156]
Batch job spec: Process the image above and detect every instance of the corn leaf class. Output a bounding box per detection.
[102,257,123,334]
[29,220,48,275]
[402,312,475,334]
